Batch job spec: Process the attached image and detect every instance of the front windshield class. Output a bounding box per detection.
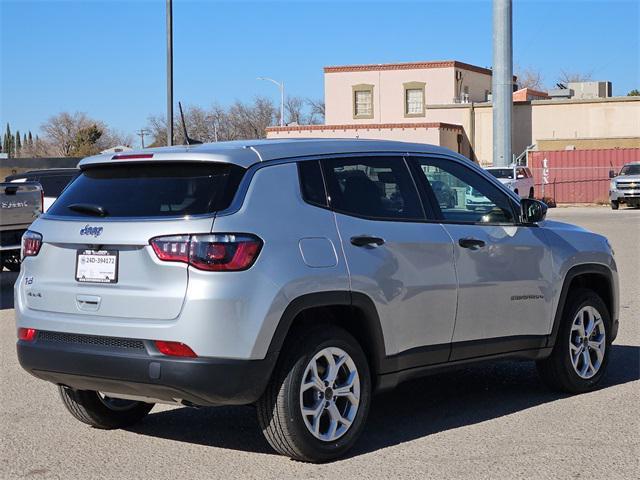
[487,168,514,179]
[619,164,640,176]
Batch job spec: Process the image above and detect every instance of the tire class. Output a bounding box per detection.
[537,288,611,393]
[257,325,372,463]
[58,387,154,429]
[529,187,534,199]
[610,201,619,210]
[514,188,519,196]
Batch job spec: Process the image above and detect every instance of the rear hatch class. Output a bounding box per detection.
[24,162,244,320]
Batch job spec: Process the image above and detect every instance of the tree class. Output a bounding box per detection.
[306,98,325,124]
[69,124,103,157]
[285,96,306,125]
[147,97,279,146]
[15,130,21,156]
[4,123,13,157]
[41,112,93,156]
[27,131,33,148]
[516,67,545,91]
[558,69,593,85]
[40,111,130,157]
[628,89,640,96]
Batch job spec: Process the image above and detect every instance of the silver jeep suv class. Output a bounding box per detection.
[15,139,619,462]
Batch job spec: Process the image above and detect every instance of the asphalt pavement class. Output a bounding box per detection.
[1,206,638,479]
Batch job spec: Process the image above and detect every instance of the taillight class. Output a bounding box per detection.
[18,328,37,342]
[150,234,262,272]
[154,340,197,357]
[149,235,190,263]
[21,230,42,258]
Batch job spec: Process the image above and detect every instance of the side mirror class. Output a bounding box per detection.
[521,198,548,223]
[609,170,616,179]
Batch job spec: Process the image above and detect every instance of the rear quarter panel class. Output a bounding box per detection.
[204,162,350,358]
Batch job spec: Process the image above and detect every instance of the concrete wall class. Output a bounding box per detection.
[325,66,491,125]
[426,97,640,165]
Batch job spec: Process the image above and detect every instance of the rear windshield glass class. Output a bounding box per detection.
[38,174,77,197]
[487,168,514,179]
[48,162,245,218]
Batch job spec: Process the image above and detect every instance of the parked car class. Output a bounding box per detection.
[16,140,618,462]
[609,162,640,209]
[0,182,42,271]
[6,168,79,211]
[485,165,535,198]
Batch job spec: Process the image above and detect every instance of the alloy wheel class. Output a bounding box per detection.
[299,347,360,442]
[569,306,606,379]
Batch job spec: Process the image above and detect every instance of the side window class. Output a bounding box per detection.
[411,157,516,224]
[298,160,328,207]
[516,167,527,179]
[322,157,424,221]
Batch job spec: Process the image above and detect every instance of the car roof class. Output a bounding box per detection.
[5,168,79,181]
[78,139,460,169]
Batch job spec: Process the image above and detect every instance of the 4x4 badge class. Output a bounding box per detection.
[79,225,103,237]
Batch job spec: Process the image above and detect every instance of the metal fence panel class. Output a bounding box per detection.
[528,148,640,203]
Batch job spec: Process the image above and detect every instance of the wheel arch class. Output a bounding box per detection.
[266,291,387,377]
[549,264,616,347]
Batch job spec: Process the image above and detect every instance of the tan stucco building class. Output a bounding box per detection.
[266,60,640,165]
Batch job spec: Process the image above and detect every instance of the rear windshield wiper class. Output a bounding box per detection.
[67,203,109,217]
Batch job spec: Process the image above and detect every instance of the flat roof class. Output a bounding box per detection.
[78,138,456,169]
[324,60,494,76]
[265,122,463,133]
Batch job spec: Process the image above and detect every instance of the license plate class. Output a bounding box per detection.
[76,250,118,283]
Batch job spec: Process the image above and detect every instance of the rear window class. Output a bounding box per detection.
[38,174,77,197]
[48,162,244,218]
[487,168,514,179]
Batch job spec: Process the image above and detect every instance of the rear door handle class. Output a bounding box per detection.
[350,235,385,247]
[458,237,486,249]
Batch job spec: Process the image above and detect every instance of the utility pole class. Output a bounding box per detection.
[136,129,150,148]
[166,0,174,146]
[492,0,513,167]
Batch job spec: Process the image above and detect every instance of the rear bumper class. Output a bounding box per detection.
[17,335,277,406]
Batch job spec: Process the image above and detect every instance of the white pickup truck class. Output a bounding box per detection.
[0,182,42,271]
[485,165,535,198]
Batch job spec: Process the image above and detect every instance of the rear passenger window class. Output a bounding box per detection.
[321,157,424,221]
[298,160,327,207]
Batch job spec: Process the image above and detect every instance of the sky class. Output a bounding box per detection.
[1,0,638,146]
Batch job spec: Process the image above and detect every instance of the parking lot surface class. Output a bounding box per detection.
[1,206,638,479]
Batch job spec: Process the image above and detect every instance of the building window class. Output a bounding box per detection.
[352,84,374,119]
[403,82,426,117]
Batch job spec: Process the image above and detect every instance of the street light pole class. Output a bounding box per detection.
[492,0,513,167]
[166,0,174,146]
[257,77,285,127]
